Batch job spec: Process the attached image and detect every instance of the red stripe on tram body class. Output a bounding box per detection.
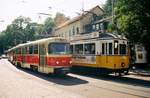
[46,56,71,67]
[15,55,23,62]
[24,55,39,64]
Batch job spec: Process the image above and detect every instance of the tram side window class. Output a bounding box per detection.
[25,47,29,54]
[29,46,33,54]
[33,45,38,54]
[22,47,25,54]
[120,44,126,55]
[84,43,95,54]
[70,45,73,54]
[114,41,118,54]
[102,43,105,55]
[16,48,21,54]
[109,43,112,55]
[75,44,83,54]
[106,43,107,54]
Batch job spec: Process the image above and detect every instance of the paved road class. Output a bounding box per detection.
[0,59,150,98]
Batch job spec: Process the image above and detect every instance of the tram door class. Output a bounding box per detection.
[39,44,46,72]
[101,41,113,67]
[22,47,26,67]
[102,42,107,66]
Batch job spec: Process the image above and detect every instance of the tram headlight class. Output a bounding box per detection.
[56,61,59,64]
[69,60,72,64]
[121,62,125,67]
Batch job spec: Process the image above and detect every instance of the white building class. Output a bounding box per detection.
[55,5,108,40]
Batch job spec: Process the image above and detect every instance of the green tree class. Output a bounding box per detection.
[103,0,112,16]
[103,0,117,16]
[43,17,55,35]
[0,16,36,54]
[115,0,150,62]
[0,16,56,54]
[0,32,6,54]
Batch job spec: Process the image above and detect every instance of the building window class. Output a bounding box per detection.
[76,27,79,34]
[92,25,96,31]
[96,24,99,30]
[85,24,92,33]
[69,30,72,36]
[72,26,75,35]
[62,33,64,37]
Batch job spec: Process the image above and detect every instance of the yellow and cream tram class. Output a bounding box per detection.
[70,32,130,75]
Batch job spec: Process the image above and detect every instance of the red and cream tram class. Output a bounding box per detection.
[7,37,72,75]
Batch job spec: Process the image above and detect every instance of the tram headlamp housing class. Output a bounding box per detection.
[56,61,59,64]
[121,62,125,67]
[69,60,72,64]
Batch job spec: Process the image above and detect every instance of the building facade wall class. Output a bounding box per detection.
[55,6,104,40]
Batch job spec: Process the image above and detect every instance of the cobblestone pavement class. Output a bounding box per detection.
[0,59,150,98]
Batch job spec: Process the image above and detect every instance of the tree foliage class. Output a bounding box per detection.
[43,17,55,35]
[104,0,150,61]
[115,0,148,42]
[103,0,112,16]
[114,0,150,44]
[0,16,55,54]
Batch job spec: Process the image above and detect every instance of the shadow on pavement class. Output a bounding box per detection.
[71,71,150,88]
[17,67,88,86]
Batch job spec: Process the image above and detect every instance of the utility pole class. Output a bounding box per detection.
[112,0,114,24]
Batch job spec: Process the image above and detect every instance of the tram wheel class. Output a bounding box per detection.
[114,72,123,77]
[124,70,129,75]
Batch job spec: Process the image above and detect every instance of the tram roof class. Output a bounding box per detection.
[7,37,67,52]
[70,32,127,42]
[98,33,127,40]
[24,37,66,45]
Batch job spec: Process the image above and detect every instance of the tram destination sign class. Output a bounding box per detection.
[70,31,99,41]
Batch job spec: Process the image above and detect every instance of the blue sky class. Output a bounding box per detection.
[0,0,106,31]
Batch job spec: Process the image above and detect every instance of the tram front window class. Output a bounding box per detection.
[48,43,70,54]
[120,44,126,55]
